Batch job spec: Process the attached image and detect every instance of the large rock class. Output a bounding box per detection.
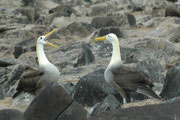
[160,66,180,99]
[16,7,40,23]
[88,95,121,116]
[57,22,95,39]
[49,5,75,17]
[146,39,176,53]
[93,27,125,38]
[136,59,165,83]
[87,98,180,120]
[0,64,25,98]
[0,58,17,67]
[165,7,180,17]
[0,109,23,120]
[74,44,95,67]
[90,4,109,16]
[12,45,25,59]
[106,13,136,27]
[72,68,123,107]
[24,83,87,120]
[91,16,118,29]
[48,42,95,70]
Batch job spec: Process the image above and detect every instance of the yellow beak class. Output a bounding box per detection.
[44,29,59,48]
[94,36,106,42]
[44,29,56,38]
[46,42,59,48]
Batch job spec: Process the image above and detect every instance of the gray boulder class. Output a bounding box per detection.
[136,59,165,83]
[91,16,118,29]
[0,109,23,120]
[88,95,121,116]
[0,64,25,98]
[24,83,87,120]
[72,68,123,107]
[49,5,75,17]
[57,22,95,38]
[160,66,180,99]
[93,27,124,38]
[74,44,95,67]
[87,98,180,120]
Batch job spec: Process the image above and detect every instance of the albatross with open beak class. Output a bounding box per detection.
[13,29,60,98]
[94,33,160,107]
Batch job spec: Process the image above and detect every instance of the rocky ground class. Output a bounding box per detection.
[0,0,180,119]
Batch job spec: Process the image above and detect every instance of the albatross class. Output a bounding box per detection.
[13,29,60,98]
[94,33,160,107]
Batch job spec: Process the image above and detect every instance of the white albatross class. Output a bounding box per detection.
[94,33,160,107]
[13,29,60,98]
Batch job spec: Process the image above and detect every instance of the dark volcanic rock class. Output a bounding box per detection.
[160,66,180,99]
[13,46,25,59]
[72,68,123,107]
[126,13,136,26]
[49,5,75,17]
[74,44,95,67]
[0,58,16,67]
[94,27,124,38]
[16,7,39,23]
[0,64,25,98]
[87,99,180,120]
[24,83,87,120]
[91,16,118,29]
[57,22,95,38]
[0,109,23,120]
[89,95,121,116]
[106,13,136,27]
[136,59,165,83]
[165,7,180,17]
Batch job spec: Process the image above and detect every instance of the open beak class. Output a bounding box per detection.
[44,29,56,38]
[94,36,106,42]
[46,42,59,48]
[44,29,59,48]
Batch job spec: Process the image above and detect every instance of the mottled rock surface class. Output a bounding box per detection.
[88,95,121,116]
[0,109,23,120]
[160,66,180,99]
[87,99,180,120]
[24,83,87,120]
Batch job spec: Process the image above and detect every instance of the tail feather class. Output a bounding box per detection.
[136,86,160,99]
[12,90,22,99]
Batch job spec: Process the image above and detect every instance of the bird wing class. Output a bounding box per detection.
[12,70,44,98]
[111,65,159,99]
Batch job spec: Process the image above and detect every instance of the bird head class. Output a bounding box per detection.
[94,33,118,44]
[37,29,58,48]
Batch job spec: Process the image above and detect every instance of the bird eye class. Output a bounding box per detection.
[40,37,42,39]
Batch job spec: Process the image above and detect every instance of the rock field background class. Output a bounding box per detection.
[0,0,180,119]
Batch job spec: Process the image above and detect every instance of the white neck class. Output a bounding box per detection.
[36,43,51,66]
[109,38,122,67]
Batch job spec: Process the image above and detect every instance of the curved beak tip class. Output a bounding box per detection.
[45,29,57,38]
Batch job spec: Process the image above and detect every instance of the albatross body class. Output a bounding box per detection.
[94,33,160,106]
[13,29,60,98]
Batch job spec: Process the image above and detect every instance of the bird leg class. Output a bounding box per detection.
[123,98,127,108]
[130,97,134,106]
